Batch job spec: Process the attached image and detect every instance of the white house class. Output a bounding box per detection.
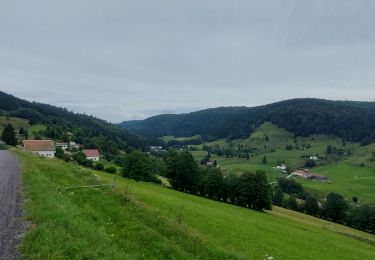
[23,140,55,158]
[56,142,68,150]
[69,141,80,149]
[82,149,100,161]
[309,156,319,160]
[276,164,287,171]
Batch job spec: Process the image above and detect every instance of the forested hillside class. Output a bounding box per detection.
[121,99,375,144]
[0,91,144,155]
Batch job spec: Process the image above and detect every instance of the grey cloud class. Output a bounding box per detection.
[1,0,375,122]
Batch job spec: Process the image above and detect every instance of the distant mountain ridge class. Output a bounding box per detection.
[120,98,375,144]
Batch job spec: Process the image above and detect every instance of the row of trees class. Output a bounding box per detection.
[163,150,272,211]
[274,178,375,234]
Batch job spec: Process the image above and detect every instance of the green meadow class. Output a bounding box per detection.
[188,123,375,205]
[15,149,375,259]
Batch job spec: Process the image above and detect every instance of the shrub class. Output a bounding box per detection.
[94,163,104,170]
[105,166,117,174]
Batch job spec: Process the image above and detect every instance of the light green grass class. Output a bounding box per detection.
[296,163,375,204]
[190,122,375,204]
[0,116,29,131]
[15,148,375,259]
[28,124,47,137]
[162,135,201,142]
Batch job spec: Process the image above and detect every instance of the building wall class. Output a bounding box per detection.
[86,156,99,161]
[32,151,55,158]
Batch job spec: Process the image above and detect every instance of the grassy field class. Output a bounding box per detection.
[0,116,30,132]
[15,148,375,259]
[0,116,48,139]
[186,122,375,205]
[162,135,201,143]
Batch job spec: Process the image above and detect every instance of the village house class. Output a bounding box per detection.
[206,160,216,167]
[292,169,328,181]
[309,156,319,160]
[82,149,100,161]
[149,146,165,153]
[69,141,80,149]
[23,140,55,158]
[276,164,287,171]
[56,142,68,150]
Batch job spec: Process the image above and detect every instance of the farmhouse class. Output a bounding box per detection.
[23,140,55,158]
[276,164,287,171]
[56,142,68,150]
[206,160,216,167]
[83,149,100,161]
[292,169,328,181]
[69,141,80,149]
[309,156,319,160]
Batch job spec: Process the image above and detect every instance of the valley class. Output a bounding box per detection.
[14,148,375,259]
[172,122,375,205]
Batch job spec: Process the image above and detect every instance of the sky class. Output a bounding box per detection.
[1,0,375,122]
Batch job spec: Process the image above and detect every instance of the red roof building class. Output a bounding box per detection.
[23,140,55,158]
[82,149,100,161]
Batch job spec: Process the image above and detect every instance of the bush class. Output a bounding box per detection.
[83,159,94,168]
[94,163,104,170]
[105,166,117,174]
[62,154,71,162]
[55,147,64,159]
[285,144,293,150]
[305,159,316,168]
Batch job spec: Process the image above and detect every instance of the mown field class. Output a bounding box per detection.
[0,116,29,132]
[0,116,47,139]
[187,123,375,205]
[15,148,375,259]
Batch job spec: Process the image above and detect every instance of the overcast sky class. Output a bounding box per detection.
[1,1,375,122]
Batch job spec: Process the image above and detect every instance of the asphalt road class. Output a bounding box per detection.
[0,151,21,260]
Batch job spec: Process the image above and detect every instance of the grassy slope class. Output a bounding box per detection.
[0,116,29,130]
[15,149,375,259]
[189,123,375,204]
[0,116,47,139]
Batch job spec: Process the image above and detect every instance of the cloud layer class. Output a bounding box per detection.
[1,0,374,121]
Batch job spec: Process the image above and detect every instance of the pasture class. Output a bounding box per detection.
[188,123,375,204]
[15,148,375,259]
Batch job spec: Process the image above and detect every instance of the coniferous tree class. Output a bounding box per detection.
[253,170,272,210]
[1,123,17,145]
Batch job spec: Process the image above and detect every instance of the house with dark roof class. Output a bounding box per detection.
[23,140,55,158]
[82,149,100,161]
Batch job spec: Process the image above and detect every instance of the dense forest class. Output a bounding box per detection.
[121,99,375,144]
[0,91,145,156]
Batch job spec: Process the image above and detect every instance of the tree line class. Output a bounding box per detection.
[0,91,145,157]
[273,178,375,234]
[125,98,375,145]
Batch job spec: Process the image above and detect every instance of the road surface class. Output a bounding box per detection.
[0,150,21,260]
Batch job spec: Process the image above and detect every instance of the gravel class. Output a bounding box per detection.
[0,151,21,260]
